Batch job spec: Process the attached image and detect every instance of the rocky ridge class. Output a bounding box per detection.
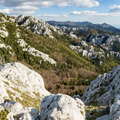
[16,15,63,38]
[70,34,120,65]
[0,12,98,97]
[48,20,120,64]
[0,13,57,65]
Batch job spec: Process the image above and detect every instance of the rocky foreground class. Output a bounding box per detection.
[0,62,85,120]
[1,62,120,120]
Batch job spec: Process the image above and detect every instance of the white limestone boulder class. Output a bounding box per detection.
[40,94,85,120]
[0,62,50,103]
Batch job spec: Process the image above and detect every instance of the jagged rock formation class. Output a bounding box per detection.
[40,94,85,120]
[83,65,120,105]
[83,66,120,120]
[0,13,98,96]
[1,13,120,120]
[110,95,120,120]
[16,15,63,38]
[70,34,120,65]
[17,39,56,65]
[70,41,105,64]
[48,21,120,36]
[0,13,57,65]
[96,115,110,120]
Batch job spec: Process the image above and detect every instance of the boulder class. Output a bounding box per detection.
[0,62,50,104]
[40,94,85,120]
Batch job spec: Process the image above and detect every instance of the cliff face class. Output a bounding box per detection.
[0,13,98,96]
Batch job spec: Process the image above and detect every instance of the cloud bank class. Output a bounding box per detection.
[0,0,100,15]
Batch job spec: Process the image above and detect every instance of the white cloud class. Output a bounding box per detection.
[110,4,120,12]
[0,8,12,14]
[0,0,100,15]
[73,0,99,7]
[40,14,68,21]
[71,10,120,16]
[71,10,97,15]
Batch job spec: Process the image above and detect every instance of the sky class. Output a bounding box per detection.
[0,0,120,27]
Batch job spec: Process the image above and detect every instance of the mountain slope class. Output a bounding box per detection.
[0,13,98,96]
[0,12,119,97]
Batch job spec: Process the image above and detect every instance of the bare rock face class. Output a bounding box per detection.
[0,62,50,103]
[40,94,85,120]
[15,15,62,38]
[83,66,120,120]
[83,66,120,106]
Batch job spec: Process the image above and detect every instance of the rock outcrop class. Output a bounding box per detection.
[17,39,56,65]
[40,94,85,120]
[0,62,50,104]
[83,66,120,105]
[96,115,110,120]
[16,15,63,38]
[83,65,120,120]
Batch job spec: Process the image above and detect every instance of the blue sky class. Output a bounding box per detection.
[0,0,120,26]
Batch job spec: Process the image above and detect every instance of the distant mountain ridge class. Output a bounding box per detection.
[48,21,120,34]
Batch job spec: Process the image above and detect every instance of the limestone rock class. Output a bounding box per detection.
[83,66,120,106]
[40,94,85,120]
[15,15,62,38]
[0,62,50,104]
[17,39,56,65]
[0,100,39,120]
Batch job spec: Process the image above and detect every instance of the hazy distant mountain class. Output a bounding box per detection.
[48,21,120,34]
